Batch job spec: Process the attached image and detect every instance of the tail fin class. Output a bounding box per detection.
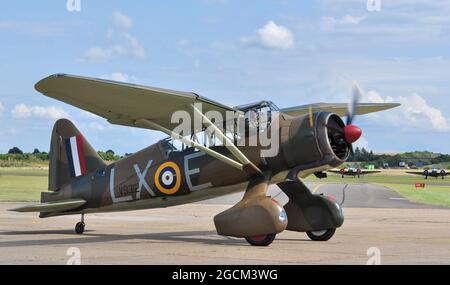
[48,119,106,191]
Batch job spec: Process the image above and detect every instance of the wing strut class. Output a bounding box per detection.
[191,104,262,175]
[135,119,244,171]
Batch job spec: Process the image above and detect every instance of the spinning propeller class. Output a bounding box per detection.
[321,82,364,155]
[344,82,363,145]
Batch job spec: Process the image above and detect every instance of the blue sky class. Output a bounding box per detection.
[0,0,449,154]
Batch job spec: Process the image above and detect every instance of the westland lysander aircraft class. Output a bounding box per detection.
[11,74,399,246]
[407,168,448,180]
[328,167,381,178]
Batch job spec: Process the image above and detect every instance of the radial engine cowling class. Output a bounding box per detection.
[279,112,351,172]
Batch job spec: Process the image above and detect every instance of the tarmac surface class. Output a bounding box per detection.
[0,183,449,265]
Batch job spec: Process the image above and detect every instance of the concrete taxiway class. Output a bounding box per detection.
[0,183,449,264]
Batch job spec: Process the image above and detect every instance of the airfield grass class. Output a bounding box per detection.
[0,175,46,202]
[306,174,450,207]
[380,183,450,207]
[0,167,48,176]
[0,168,449,206]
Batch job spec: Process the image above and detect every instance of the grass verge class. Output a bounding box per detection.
[379,183,450,207]
[0,175,47,202]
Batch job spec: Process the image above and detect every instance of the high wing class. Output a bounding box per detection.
[35,74,239,132]
[328,169,344,174]
[9,198,86,213]
[36,74,261,174]
[406,171,425,176]
[280,102,400,117]
[361,170,382,175]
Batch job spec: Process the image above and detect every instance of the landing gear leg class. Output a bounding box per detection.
[75,214,85,234]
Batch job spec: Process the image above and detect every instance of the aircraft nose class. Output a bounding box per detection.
[344,124,362,144]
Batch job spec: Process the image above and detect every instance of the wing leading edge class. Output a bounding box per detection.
[280,102,400,117]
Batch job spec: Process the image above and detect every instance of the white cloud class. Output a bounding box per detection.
[101,72,137,83]
[88,122,106,131]
[112,45,127,56]
[12,104,69,120]
[399,93,449,131]
[81,47,113,63]
[321,15,366,31]
[242,21,294,50]
[364,91,449,131]
[124,33,146,59]
[366,90,394,104]
[112,11,133,30]
[354,136,369,150]
[0,102,4,116]
[79,12,145,62]
[339,15,366,25]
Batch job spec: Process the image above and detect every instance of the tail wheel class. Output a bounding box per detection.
[75,222,85,234]
[245,234,276,247]
[306,228,336,241]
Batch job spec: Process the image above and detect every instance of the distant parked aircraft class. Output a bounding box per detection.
[329,167,381,178]
[407,169,448,180]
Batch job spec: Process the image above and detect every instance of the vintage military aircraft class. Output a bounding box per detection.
[407,168,448,180]
[328,167,381,178]
[11,74,399,246]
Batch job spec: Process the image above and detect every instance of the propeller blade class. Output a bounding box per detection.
[348,143,354,156]
[347,81,363,125]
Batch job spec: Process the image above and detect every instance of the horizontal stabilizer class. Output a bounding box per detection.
[9,199,86,213]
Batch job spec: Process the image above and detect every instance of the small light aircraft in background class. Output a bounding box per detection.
[407,168,448,180]
[328,167,381,178]
[10,74,399,246]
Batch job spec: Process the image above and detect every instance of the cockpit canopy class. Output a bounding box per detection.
[160,101,281,159]
[235,100,280,113]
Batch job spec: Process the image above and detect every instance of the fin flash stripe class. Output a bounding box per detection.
[65,135,87,177]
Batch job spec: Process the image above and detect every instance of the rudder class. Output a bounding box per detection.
[48,119,106,191]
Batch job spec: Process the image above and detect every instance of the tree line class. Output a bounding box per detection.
[2,146,449,167]
[1,147,124,162]
[348,147,450,168]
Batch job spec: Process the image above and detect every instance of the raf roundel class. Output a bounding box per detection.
[154,162,182,195]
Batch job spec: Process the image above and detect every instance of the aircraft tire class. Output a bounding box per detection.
[245,234,276,246]
[75,222,85,234]
[306,228,336,241]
